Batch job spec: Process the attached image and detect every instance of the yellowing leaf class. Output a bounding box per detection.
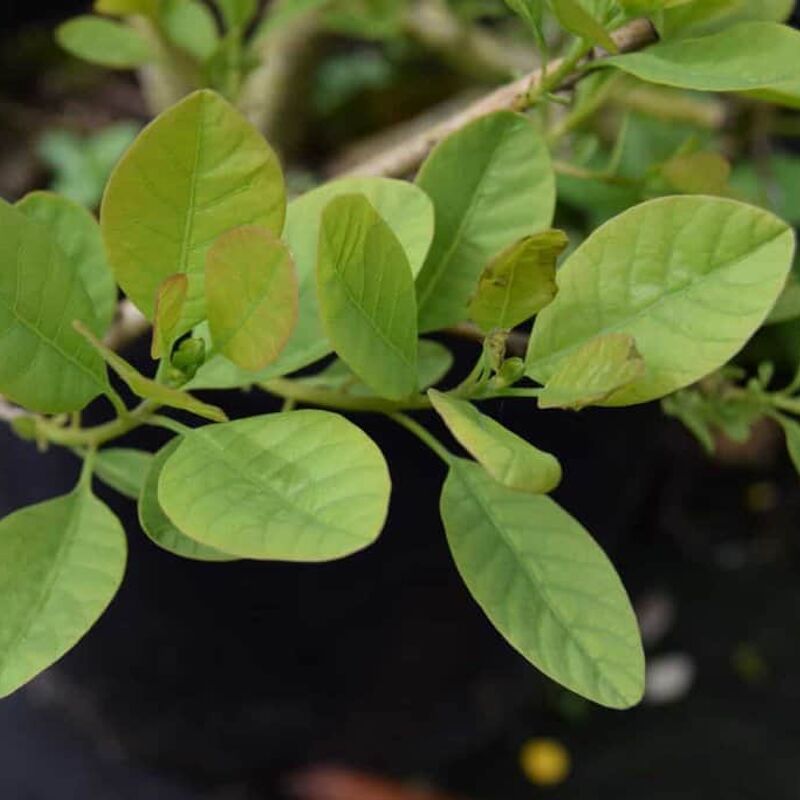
[317,194,418,400]
[0,487,127,698]
[151,274,189,359]
[74,321,227,422]
[416,111,555,333]
[206,226,298,372]
[429,390,562,493]
[158,411,391,561]
[469,231,567,332]
[441,459,644,709]
[101,90,285,328]
[527,197,795,405]
[538,334,645,410]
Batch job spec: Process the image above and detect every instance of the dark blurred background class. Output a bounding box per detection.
[0,3,800,799]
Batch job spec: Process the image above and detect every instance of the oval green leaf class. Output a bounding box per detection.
[101,89,286,327]
[139,439,236,562]
[601,22,800,91]
[0,200,107,413]
[206,226,298,372]
[526,196,796,405]
[57,16,155,68]
[158,411,391,561]
[317,194,418,400]
[429,391,562,493]
[162,0,219,61]
[440,458,644,709]
[0,487,127,698]
[17,192,118,337]
[94,448,154,499]
[415,111,556,333]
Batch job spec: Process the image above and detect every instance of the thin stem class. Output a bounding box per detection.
[78,447,97,489]
[516,38,592,111]
[261,378,433,413]
[34,400,158,449]
[389,413,453,465]
[149,415,193,436]
[281,397,298,412]
[770,394,800,417]
[104,385,129,418]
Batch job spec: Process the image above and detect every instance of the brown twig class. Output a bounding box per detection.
[330,18,657,179]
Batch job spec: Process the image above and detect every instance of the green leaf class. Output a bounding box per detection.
[600,22,800,91]
[214,0,258,28]
[151,274,189,359]
[538,334,645,410]
[95,0,161,16]
[74,321,228,422]
[547,0,618,52]
[101,90,285,328]
[206,226,298,372]
[656,0,793,38]
[469,231,566,332]
[0,486,127,698]
[298,340,453,397]
[161,0,219,61]
[526,196,796,405]
[17,192,118,337]
[429,390,562,493]
[0,200,107,414]
[158,411,391,561]
[93,448,154,499]
[778,415,800,475]
[56,16,155,69]
[440,458,644,709]
[416,111,555,333]
[139,439,236,561]
[317,194,418,400]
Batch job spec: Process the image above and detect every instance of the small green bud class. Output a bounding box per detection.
[171,337,206,379]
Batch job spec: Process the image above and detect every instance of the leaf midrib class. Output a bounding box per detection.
[453,464,634,707]
[0,494,81,687]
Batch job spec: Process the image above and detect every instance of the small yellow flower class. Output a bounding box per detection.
[519,737,571,787]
